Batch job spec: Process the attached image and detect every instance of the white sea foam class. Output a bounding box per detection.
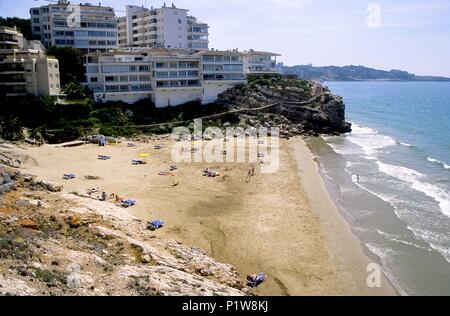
[407,226,450,264]
[376,161,450,217]
[427,157,450,170]
[399,142,413,147]
[365,243,409,296]
[376,230,431,251]
[347,124,397,158]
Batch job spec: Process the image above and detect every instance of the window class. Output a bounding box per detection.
[187,71,199,77]
[223,64,243,72]
[155,71,169,78]
[53,21,67,27]
[139,84,151,91]
[203,55,215,62]
[139,65,149,72]
[139,75,151,81]
[32,9,40,15]
[103,65,134,73]
[33,18,40,23]
[178,19,182,24]
[90,77,98,82]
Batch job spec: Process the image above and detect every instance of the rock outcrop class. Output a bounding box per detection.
[216,77,352,136]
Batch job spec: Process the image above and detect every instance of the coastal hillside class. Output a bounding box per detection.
[279,64,450,82]
[216,75,352,136]
[0,147,247,296]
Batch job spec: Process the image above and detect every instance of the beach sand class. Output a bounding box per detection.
[12,136,396,296]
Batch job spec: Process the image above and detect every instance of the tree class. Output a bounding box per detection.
[46,46,85,86]
[63,82,92,100]
[0,17,32,40]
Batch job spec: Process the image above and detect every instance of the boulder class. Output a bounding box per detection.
[18,219,38,230]
[68,215,82,228]
[26,177,63,192]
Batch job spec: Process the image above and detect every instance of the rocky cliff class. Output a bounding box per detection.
[216,76,352,136]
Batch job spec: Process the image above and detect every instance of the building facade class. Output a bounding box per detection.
[84,48,247,107]
[0,26,61,98]
[118,4,209,50]
[30,0,118,53]
[243,50,280,74]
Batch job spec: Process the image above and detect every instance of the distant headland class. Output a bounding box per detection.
[278,64,450,82]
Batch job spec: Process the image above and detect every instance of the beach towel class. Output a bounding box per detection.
[246,272,266,288]
[132,160,146,165]
[98,155,111,160]
[121,199,136,208]
[148,220,165,231]
[63,173,76,180]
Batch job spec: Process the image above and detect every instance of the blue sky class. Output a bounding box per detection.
[2,0,450,76]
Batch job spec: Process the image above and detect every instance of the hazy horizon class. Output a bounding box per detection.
[2,0,450,77]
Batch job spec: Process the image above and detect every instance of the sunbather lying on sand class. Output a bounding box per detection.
[203,168,221,177]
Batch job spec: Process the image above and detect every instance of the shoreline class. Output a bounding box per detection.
[6,136,396,295]
[293,137,397,295]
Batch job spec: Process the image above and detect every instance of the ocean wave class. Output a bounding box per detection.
[407,226,450,264]
[376,230,431,251]
[376,161,450,217]
[346,124,397,158]
[427,157,450,170]
[365,243,409,296]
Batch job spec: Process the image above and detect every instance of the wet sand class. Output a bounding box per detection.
[12,136,396,295]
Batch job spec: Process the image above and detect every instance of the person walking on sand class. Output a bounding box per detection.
[357,174,360,182]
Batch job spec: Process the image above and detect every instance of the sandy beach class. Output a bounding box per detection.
[10,136,396,296]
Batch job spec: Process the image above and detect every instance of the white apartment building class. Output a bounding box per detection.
[195,50,247,103]
[243,50,280,74]
[84,48,248,107]
[118,4,209,50]
[30,0,118,53]
[0,26,61,98]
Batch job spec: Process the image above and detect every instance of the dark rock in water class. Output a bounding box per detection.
[216,77,352,135]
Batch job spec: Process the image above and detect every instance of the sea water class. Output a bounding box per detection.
[310,82,450,295]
